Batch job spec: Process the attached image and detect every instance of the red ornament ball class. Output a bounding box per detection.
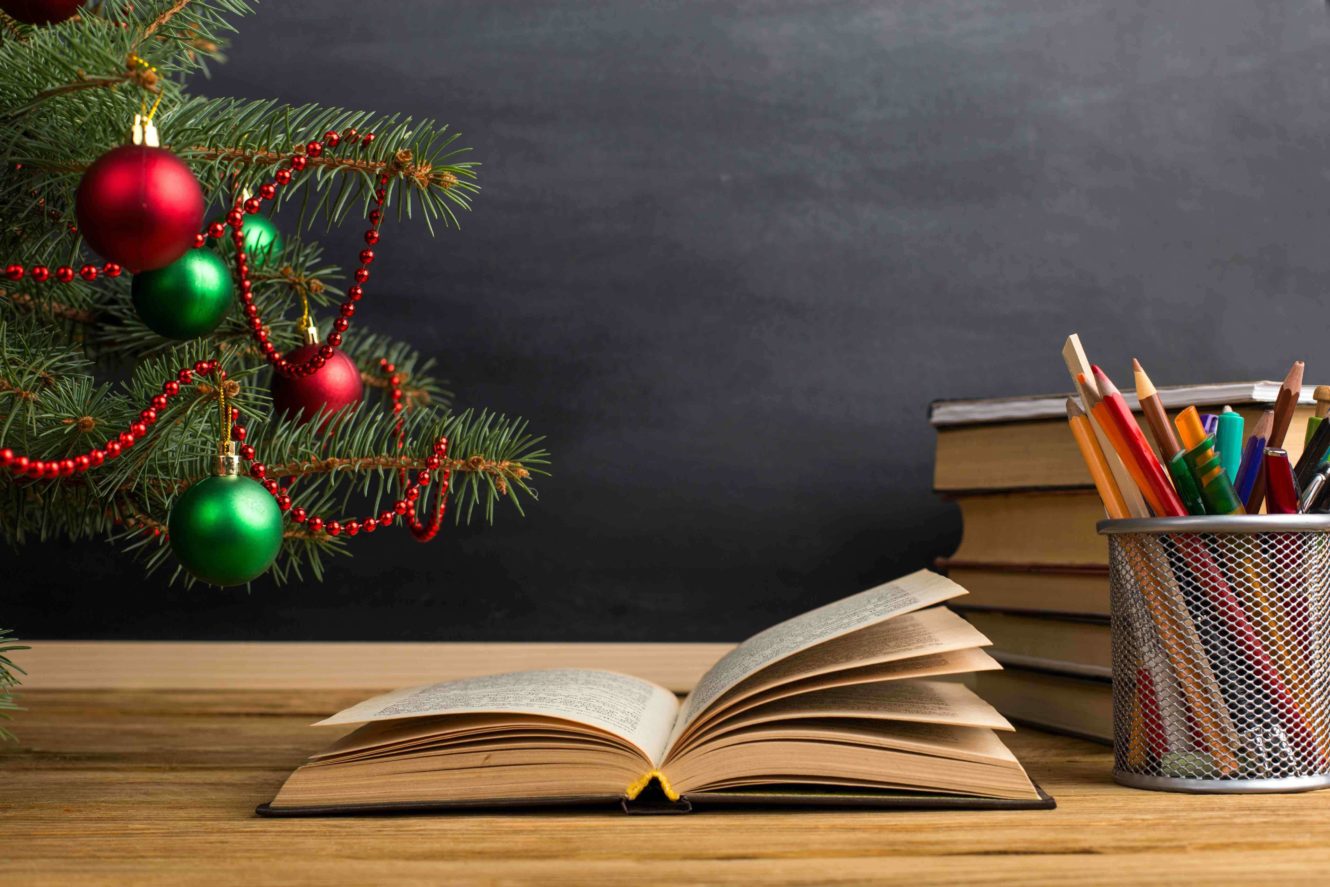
[270,345,364,424]
[0,0,82,24]
[75,145,205,273]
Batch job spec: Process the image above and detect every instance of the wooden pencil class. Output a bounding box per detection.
[1132,358,1182,458]
[1061,335,1149,518]
[1066,398,1130,520]
[1269,360,1305,448]
[1245,360,1304,513]
[1089,365,1188,517]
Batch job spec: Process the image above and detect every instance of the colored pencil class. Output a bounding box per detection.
[1133,358,1208,514]
[1246,361,1305,513]
[1088,365,1187,517]
[1066,399,1129,520]
[1061,335,1149,518]
[1131,358,1181,457]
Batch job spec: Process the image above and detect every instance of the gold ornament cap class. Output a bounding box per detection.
[217,440,241,477]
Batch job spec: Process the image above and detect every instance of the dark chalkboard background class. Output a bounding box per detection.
[10,1,1330,640]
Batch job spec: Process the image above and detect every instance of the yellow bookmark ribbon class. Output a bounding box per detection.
[624,769,679,802]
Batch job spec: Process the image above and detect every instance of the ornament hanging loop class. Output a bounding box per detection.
[128,55,163,146]
[130,114,159,147]
[297,286,319,345]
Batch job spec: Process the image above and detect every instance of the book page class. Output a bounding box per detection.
[695,679,1013,736]
[683,718,1020,767]
[669,570,966,744]
[315,668,680,764]
[668,646,1001,758]
[721,607,989,704]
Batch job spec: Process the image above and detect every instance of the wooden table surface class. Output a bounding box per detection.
[6,644,1330,885]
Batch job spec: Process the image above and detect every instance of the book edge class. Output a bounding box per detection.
[929,381,1310,427]
[255,782,1057,816]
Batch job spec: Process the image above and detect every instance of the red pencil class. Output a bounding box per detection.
[1091,365,1187,517]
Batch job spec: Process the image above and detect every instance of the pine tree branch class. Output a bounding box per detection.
[358,371,433,410]
[0,629,28,742]
[3,70,153,121]
[0,12,26,41]
[179,144,462,193]
[139,0,198,43]
[0,286,98,324]
[14,143,462,195]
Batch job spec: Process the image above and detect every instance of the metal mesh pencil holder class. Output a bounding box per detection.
[1100,516,1330,793]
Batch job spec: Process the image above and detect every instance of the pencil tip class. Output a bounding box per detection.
[1131,357,1143,372]
[1286,360,1305,390]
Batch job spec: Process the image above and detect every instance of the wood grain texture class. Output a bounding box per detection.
[19,642,733,694]
[6,674,1330,882]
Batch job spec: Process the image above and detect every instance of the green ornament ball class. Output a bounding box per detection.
[213,212,283,268]
[168,475,284,587]
[131,248,233,340]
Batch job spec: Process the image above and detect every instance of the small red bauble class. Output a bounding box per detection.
[0,0,83,24]
[75,145,205,272]
[270,344,364,424]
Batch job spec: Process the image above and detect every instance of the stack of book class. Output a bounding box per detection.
[931,381,1317,742]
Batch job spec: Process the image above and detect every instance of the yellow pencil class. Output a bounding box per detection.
[1066,398,1129,520]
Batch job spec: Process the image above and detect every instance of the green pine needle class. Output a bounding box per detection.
[0,1,548,586]
[0,629,28,743]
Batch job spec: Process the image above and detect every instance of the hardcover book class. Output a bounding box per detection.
[930,383,1314,493]
[974,668,1112,744]
[957,609,1111,680]
[260,571,1053,815]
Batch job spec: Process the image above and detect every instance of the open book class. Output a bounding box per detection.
[260,571,1052,815]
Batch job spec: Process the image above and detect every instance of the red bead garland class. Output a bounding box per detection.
[0,356,451,546]
[4,260,122,283]
[224,129,386,377]
[0,359,217,479]
[378,357,451,542]
[234,419,451,542]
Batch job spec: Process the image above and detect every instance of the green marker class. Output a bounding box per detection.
[1216,407,1244,483]
[1177,406,1245,515]
[1166,450,1207,515]
[1185,446,1243,514]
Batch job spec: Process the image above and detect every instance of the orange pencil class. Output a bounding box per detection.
[1087,366,1187,517]
[1066,399,1129,520]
